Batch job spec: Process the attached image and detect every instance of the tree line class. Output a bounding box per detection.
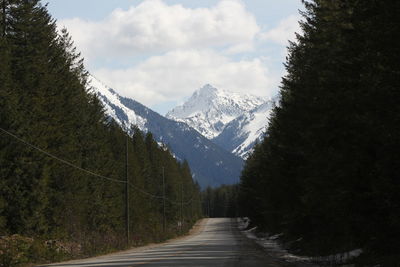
[0,0,201,265]
[239,0,400,265]
[202,184,239,218]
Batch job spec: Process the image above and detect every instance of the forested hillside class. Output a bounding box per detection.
[0,1,201,265]
[239,0,400,265]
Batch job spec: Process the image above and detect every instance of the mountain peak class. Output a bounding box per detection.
[88,75,243,188]
[166,85,266,139]
[198,83,217,93]
[191,84,218,100]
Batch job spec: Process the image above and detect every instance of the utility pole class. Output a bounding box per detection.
[180,183,183,234]
[162,166,166,232]
[189,202,192,222]
[126,136,130,246]
[207,199,210,218]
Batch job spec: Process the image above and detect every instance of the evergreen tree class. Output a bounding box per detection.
[0,1,202,264]
[239,0,400,264]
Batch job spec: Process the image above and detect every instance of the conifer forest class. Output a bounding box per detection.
[239,0,400,265]
[0,1,201,265]
[1,0,400,266]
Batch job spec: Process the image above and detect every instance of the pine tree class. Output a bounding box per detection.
[0,0,202,263]
[239,0,400,263]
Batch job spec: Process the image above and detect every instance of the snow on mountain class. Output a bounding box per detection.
[166,84,275,159]
[213,101,275,159]
[88,76,147,132]
[166,84,266,139]
[87,75,243,188]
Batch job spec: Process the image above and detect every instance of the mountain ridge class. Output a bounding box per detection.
[167,84,274,158]
[166,84,266,139]
[212,101,275,158]
[88,75,244,188]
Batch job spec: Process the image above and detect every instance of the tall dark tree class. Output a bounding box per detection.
[0,1,202,265]
[239,0,400,265]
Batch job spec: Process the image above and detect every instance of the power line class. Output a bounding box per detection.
[128,183,195,205]
[166,196,194,206]
[127,182,194,205]
[0,127,126,184]
[0,127,198,206]
[129,183,164,199]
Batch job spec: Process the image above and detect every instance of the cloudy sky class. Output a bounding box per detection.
[46,0,303,115]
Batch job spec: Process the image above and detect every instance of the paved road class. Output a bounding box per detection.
[41,218,295,267]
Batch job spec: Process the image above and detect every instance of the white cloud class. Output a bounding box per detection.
[93,49,278,109]
[55,0,295,113]
[223,43,255,55]
[259,15,301,45]
[59,0,259,61]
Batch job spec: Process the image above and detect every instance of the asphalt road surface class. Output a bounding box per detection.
[41,218,297,267]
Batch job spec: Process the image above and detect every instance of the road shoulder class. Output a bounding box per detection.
[39,218,208,266]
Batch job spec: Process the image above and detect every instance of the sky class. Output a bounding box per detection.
[45,0,304,115]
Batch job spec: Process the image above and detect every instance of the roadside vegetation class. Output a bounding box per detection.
[0,1,202,266]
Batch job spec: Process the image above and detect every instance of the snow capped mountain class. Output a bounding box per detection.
[166,84,275,158]
[212,101,275,159]
[89,76,147,132]
[87,75,243,188]
[166,84,266,139]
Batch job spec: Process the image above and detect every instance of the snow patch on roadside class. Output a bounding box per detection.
[237,218,363,266]
[312,249,363,265]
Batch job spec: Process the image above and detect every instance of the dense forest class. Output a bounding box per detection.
[202,185,239,218]
[239,0,400,265]
[0,0,201,265]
